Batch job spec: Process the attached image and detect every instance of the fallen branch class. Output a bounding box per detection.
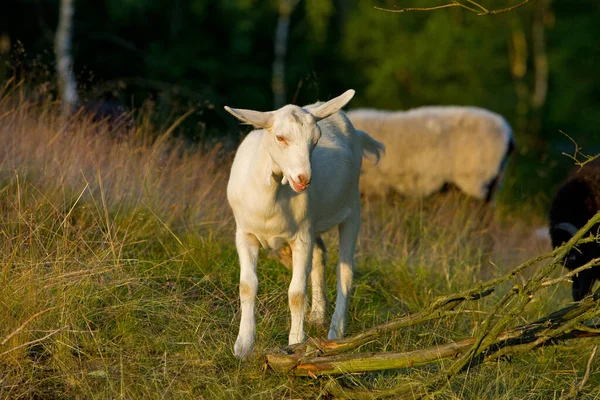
[264,212,600,398]
[277,212,600,360]
[290,287,493,358]
[266,297,600,376]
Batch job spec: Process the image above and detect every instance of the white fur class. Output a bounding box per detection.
[225,90,384,358]
[347,106,514,200]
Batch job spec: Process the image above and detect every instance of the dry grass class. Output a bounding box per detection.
[0,82,598,399]
[0,80,231,235]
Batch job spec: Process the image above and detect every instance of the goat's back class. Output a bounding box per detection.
[308,111,368,232]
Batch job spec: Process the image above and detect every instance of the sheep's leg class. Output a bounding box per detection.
[454,175,489,200]
[329,214,359,340]
[234,230,260,358]
[308,236,328,326]
[288,235,314,345]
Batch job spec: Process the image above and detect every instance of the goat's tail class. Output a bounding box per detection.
[356,129,385,165]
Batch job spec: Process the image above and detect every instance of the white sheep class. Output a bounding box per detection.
[225,90,384,358]
[347,106,515,201]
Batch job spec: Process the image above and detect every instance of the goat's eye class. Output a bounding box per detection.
[275,135,287,145]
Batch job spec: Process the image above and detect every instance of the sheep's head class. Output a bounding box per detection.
[225,89,355,193]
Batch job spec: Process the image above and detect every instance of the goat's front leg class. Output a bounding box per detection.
[234,230,260,358]
[288,234,314,345]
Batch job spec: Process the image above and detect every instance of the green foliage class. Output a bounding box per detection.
[344,3,514,115]
[106,0,150,22]
[305,0,334,43]
[4,0,599,164]
[545,1,600,143]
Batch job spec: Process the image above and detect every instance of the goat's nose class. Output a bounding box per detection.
[297,174,311,186]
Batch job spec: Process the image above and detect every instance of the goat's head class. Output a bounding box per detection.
[225,89,355,193]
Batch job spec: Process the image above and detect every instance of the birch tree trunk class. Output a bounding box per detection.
[509,21,529,142]
[55,0,78,115]
[272,0,298,109]
[531,0,550,109]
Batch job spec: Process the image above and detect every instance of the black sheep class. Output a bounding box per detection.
[549,159,600,301]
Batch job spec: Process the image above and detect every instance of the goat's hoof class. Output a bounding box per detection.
[234,337,254,358]
[288,334,307,346]
[328,328,345,340]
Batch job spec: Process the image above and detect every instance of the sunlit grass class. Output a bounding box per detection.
[0,83,598,399]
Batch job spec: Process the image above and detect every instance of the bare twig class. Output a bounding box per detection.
[563,345,598,399]
[375,3,476,14]
[482,0,536,15]
[375,0,537,15]
[1,307,57,346]
[578,345,598,392]
[0,326,66,357]
[541,256,600,288]
[561,131,600,168]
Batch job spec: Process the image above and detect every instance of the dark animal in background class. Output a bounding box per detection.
[84,100,135,134]
[549,159,600,301]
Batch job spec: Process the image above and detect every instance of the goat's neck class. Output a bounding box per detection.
[253,133,284,196]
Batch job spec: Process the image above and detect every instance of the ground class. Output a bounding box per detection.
[0,96,598,399]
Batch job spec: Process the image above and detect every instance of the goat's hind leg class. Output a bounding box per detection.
[234,230,260,358]
[329,213,359,340]
[308,236,328,326]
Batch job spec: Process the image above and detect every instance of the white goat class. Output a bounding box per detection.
[225,90,384,358]
[347,106,515,201]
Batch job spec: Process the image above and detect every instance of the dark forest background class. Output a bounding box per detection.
[1,0,599,206]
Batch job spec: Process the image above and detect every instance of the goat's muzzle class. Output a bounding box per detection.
[290,174,311,192]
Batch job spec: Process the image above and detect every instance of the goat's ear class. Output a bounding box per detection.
[306,89,355,121]
[224,106,275,130]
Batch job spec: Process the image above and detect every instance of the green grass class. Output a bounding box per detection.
[0,90,599,399]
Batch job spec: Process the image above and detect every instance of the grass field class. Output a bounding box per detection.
[0,87,599,399]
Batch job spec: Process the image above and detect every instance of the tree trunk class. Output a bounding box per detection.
[509,20,529,145]
[529,0,551,137]
[272,0,298,109]
[532,0,550,110]
[55,0,78,115]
